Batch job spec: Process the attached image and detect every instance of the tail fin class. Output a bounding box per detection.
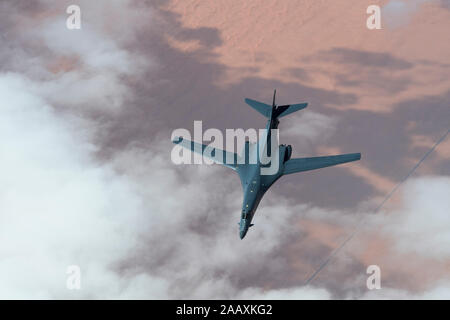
[245,90,308,119]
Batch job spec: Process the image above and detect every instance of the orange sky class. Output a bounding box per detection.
[165,0,450,112]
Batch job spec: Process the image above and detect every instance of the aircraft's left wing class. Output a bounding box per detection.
[173,137,239,170]
[283,153,361,175]
[244,98,272,118]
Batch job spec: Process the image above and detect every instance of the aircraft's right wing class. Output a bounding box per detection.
[275,103,308,118]
[283,153,361,175]
[173,137,240,170]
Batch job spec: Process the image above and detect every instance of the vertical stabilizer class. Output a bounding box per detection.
[272,89,277,107]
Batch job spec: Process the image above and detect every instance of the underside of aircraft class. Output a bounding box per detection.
[173,90,361,238]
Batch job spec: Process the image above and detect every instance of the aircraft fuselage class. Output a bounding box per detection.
[236,115,288,239]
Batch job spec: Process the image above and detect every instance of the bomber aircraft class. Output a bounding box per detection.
[173,90,361,239]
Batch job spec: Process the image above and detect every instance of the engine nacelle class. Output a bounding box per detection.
[284,145,292,162]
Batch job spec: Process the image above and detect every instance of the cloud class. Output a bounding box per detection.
[376,176,450,259]
[0,73,146,298]
[239,286,331,300]
[1,0,152,113]
[0,0,162,299]
[382,0,432,28]
[359,283,450,300]
[283,111,338,141]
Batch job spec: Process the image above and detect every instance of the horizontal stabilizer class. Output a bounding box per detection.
[173,137,239,170]
[283,153,361,175]
[276,103,308,118]
[244,98,272,118]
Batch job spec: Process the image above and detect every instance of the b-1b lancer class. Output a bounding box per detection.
[173,90,361,239]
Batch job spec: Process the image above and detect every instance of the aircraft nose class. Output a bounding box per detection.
[239,219,248,239]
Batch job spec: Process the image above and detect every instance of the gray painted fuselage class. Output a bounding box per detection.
[237,115,285,239]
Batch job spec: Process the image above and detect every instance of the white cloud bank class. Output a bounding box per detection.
[0,73,150,298]
[377,176,450,260]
